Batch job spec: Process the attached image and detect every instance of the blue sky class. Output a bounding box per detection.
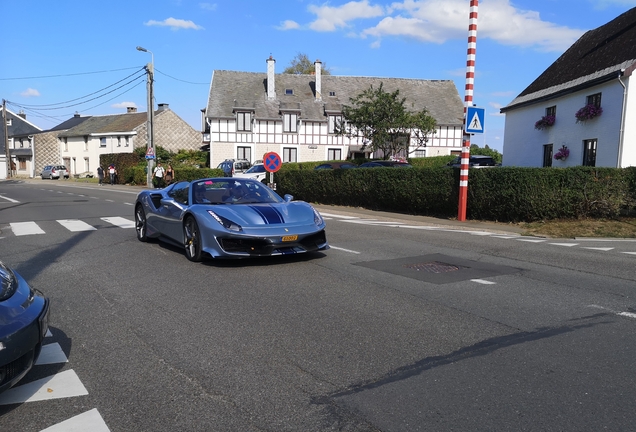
[3,0,636,153]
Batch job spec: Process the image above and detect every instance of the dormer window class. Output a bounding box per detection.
[236,112,252,132]
[328,115,343,134]
[283,112,298,133]
[285,89,294,95]
[5,119,11,126]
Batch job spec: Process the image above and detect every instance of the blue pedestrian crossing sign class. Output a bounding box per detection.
[465,106,485,134]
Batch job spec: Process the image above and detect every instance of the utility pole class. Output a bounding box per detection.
[2,100,10,179]
[137,46,155,187]
[458,0,479,221]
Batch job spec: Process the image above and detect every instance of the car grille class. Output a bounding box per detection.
[219,230,327,255]
[0,350,34,388]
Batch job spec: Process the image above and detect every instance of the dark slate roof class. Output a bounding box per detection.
[47,115,92,132]
[58,112,148,137]
[0,109,42,152]
[504,7,636,110]
[206,71,464,126]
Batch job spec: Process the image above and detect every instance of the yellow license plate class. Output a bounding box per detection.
[281,235,298,242]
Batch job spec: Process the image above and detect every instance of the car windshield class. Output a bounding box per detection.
[192,178,282,205]
[245,165,266,173]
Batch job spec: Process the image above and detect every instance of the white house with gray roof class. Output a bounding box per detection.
[501,7,636,168]
[203,57,465,167]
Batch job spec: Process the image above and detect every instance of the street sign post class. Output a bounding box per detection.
[145,147,155,160]
[465,106,485,134]
[263,152,281,190]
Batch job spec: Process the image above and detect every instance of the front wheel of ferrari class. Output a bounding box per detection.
[135,204,148,242]
[184,216,203,262]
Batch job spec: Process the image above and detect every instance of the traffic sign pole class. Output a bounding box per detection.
[263,151,281,190]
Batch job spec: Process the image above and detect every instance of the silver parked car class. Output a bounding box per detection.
[41,165,69,179]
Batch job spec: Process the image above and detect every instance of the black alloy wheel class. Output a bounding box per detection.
[135,204,148,242]
[184,216,203,262]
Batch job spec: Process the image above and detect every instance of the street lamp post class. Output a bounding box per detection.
[136,46,155,187]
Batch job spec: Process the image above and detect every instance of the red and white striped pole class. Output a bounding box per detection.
[458,0,479,221]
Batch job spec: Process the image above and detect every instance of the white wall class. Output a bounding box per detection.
[503,79,625,167]
[209,117,463,167]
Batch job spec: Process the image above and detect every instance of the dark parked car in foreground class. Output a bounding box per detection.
[359,161,413,168]
[446,155,500,168]
[314,162,358,170]
[0,261,50,395]
[134,178,329,261]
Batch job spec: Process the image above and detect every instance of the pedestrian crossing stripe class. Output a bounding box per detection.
[4,217,135,237]
[40,408,110,432]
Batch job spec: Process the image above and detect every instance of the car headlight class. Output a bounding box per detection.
[313,207,324,226]
[208,211,243,232]
[0,261,18,301]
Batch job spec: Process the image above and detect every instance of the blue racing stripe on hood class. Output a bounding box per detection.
[249,205,285,224]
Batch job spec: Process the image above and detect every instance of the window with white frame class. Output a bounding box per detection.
[64,138,68,151]
[84,158,90,172]
[327,148,341,160]
[100,137,106,147]
[237,112,252,132]
[125,136,129,147]
[413,149,426,158]
[546,106,556,117]
[117,136,121,147]
[328,115,343,134]
[283,113,298,133]
[84,136,88,151]
[283,147,297,163]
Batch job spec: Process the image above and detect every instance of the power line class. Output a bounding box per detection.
[8,74,146,111]
[14,68,146,108]
[155,68,208,85]
[0,66,143,81]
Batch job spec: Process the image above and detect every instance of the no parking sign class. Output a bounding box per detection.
[263,152,281,189]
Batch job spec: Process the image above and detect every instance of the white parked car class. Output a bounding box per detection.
[233,163,268,182]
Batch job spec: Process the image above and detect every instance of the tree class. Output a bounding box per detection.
[283,53,331,75]
[336,83,436,158]
[470,144,503,164]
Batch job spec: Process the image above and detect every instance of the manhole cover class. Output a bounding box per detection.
[403,261,464,273]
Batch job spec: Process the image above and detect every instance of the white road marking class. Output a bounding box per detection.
[618,312,636,319]
[549,243,579,247]
[58,220,97,232]
[0,369,88,404]
[329,245,361,254]
[101,217,135,229]
[622,252,636,255]
[11,221,45,236]
[319,212,359,219]
[581,247,614,251]
[491,235,519,239]
[516,238,546,243]
[35,343,68,365]
[471,279,496,285]
[0,194,19,203]
[124,202,134,206]
[40,408,111,432]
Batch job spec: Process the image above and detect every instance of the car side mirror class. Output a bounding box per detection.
[284,194,293,202]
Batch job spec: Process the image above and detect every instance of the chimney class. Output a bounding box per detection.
[74,112,81,118]
[127,107,138,113]
[18,110,27,120]
[314,59,322,102]
[157,103,169,112]
[267,56,276,100]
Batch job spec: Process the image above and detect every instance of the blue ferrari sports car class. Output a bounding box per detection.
[134,178,329,261]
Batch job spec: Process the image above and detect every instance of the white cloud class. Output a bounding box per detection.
[144,17,204,30]
[305,0,584,52]
[277,20,300,30]
[112,102,137,109]
[308,0,385,32]
[199,2,217,11]
[21,88,40,97]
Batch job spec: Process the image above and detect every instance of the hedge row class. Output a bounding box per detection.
[274,166,636,222]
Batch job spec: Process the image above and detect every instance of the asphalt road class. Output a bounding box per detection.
[1,178,635,432]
